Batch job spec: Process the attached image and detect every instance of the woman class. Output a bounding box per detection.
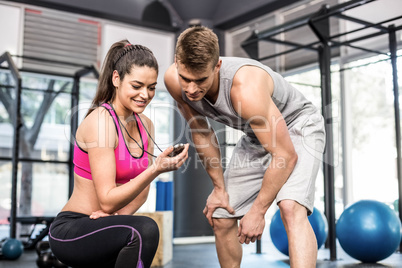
[49,40,189,268]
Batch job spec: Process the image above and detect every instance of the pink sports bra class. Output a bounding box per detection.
[73,103,149,184]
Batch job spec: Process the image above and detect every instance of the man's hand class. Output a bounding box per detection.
[237,210,265,244]
[203,188,235,227]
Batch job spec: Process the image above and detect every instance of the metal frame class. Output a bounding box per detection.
[68,66,99,196]
[241,0,402,260]
[0,53,98,239]
[0,52,22,239]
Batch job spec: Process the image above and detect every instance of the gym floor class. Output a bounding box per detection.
[1,231,401,268]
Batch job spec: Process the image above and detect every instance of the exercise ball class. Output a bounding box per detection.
[270,207,328,256]
[2,238,24,260]
[336,200,402,263]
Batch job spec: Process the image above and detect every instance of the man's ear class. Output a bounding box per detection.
[214,59,222,74]
[112,70,120,87]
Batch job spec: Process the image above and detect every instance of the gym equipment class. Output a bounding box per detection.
[7,216,55,249]
[393,199,399,212]
[336,200,402,263]
[0,238,24,260]
[156,180,173,211]
[36,241,53,268]
[269,207,328,256]
[36,241,68,268]
[53,257,69,268]
[36,251,55,268]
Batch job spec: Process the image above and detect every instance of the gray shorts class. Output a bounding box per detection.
[213,112,326,218]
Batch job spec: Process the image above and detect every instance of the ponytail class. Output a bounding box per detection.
[86,40,158,117]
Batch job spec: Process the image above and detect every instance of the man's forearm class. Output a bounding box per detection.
[251,154,297,214]
[192,131,225,190]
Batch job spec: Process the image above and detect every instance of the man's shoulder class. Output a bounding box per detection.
[220,56,260,65]
[164,64,182,98]
[164,63,177,80]
[221,57,267,81]
[164,64,193,106]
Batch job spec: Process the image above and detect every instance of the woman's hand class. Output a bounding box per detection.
[151,143,189,174]
[89,210,117,219]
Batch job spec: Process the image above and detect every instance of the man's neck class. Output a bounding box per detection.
[204,71,220,104]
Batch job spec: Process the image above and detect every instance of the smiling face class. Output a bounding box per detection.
[175,60,221,102]
[112,65,158,115]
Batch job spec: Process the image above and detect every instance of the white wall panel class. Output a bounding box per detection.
[0,4,22,63]
[103,24,175,89]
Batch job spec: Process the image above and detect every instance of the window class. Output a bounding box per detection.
[0,70,76,242]
[286,66,342,216]
[341,52,401,207]
[139,89,174,212]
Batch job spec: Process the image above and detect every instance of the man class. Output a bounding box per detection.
[164,26,325,268]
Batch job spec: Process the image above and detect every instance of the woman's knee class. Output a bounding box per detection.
[120,216,159,248]
[139,216,159,243]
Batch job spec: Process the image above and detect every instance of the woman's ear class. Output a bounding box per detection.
[112,70,120,87]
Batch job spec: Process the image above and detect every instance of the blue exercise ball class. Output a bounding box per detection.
[2,238,24,260]
[270,207,328,256]
[336,200,402,263]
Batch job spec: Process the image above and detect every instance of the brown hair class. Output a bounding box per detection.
[86,40,158,116]
[175,26,219,72]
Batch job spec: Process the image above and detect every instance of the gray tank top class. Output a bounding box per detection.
[182,57,317,138]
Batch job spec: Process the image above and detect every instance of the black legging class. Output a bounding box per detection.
[49,211,159,268]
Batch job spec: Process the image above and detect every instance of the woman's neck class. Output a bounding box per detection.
[110,101,134,123]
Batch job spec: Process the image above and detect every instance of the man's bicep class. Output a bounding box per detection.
[251,116,293,156]
[243,96,294,155]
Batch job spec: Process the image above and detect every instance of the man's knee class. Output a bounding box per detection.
[212,218,237,235]
[278,200,307,226]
